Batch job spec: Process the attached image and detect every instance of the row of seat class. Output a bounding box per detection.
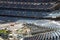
[0,10,60,18]
[0,10,49,18]
[24,31,60,40]
[0,3,55,9]
[0,0,57,2]
[24,23,54,35]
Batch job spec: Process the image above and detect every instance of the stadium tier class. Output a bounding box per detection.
[0,10,60,18]
[0,0,60,18]
[0,0,59,18]
[0,0,60,40]
[0,0,57,2]
[0,0,59,10]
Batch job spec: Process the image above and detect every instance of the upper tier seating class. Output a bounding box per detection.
[0,1,57,10]
[0,0,57,2]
